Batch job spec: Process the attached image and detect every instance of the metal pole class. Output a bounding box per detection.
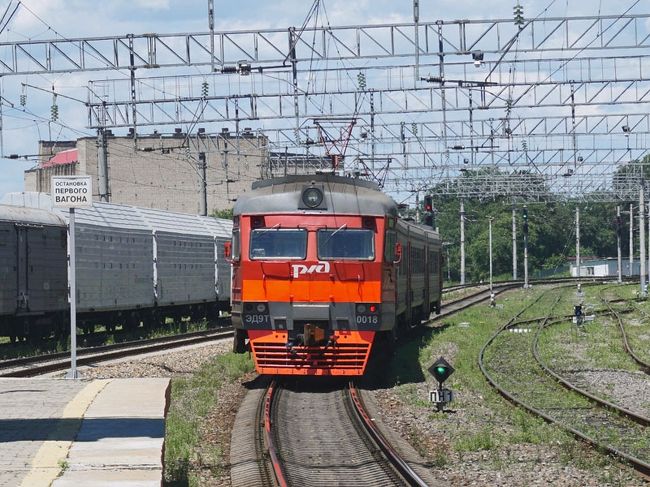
[523,206,528,288]
[460,199,465,285]
[617,205,622,283]
[576,206,580,282]
[208,0,215,73]
[630,203,634,277]
[643,199,650,290]
[640,185,646,296]
[446,245,451,281]
[413,0,420,83]
[489,217,493,293]
[512,206,517,280]
[198,152,207,216]
[97,128,109,202]
[65,208,78,379]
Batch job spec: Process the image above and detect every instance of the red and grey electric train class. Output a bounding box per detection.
[228,174,442,376]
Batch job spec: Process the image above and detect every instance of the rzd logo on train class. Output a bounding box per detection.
[291,261,330,278]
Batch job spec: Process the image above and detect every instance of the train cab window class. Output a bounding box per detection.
[250,229,306,259]
[317,229,374,260]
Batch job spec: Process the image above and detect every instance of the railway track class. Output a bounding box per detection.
[260,380,431,487]
[599,287,650,374]
[480,286,650,479]
[0,326,234,377]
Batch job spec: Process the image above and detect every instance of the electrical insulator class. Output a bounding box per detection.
[20,94,26,106]
[201,81,209,97]
[412,123,417,136]
[513,3,524,28]
[357,71,366,90]
[50,104,59,121]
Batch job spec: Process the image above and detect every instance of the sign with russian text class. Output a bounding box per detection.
[51,176,93,208]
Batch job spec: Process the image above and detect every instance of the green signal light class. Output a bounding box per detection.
[428,357,455,384]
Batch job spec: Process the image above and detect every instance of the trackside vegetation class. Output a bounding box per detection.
[164,351,254,486]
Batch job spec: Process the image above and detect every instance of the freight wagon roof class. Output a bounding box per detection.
[0,204,66,226]
[1,192,232,238]
[236,174,397,216]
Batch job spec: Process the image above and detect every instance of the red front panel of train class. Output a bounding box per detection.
[235,214,388,376]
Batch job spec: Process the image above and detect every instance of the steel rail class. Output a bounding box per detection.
[532,317,650,427]
[479,287,650,479]
[263,380,289,487]
[0,327,234,377]
[599,288,650,374]
[347,382,429,487]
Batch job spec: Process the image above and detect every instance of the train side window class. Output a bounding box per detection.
[384,231,396,261]
[232,230,241,261]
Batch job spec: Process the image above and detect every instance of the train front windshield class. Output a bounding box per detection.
[318,229,374,260]
[250,228,307,259]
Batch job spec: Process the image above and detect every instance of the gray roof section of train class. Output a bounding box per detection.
[235,174,398,217]
[1,192,232,237]
[0,204,66,226]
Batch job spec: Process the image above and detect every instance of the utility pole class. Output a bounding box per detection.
[643,198,650,294]
[208,0,215,73]
[523,205,529,288]
[413,0,420,83]
[198,152,207,216]
[575,206,580,283]
[460,199,466,285]
[97,127,109,202]
[489,216,493,294]
[629,203,634,277]
[512,205,517,280]
[616,206,622,283]
[640,185,647,296]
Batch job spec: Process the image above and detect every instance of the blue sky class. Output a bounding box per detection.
[0,0,647,200]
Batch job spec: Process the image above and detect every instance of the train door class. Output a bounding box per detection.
[15,225,28,311]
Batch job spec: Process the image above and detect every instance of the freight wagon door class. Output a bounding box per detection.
[0,222,17,314]
[15,225,28,310]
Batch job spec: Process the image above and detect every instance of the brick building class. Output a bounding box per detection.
[24,131,268,215]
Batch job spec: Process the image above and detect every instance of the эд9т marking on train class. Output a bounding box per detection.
[228,174,442,376]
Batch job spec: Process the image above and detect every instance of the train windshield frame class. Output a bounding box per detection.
[249,228,307,260]
[317,228,375,260]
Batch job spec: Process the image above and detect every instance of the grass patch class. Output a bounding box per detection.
[453,426,498,452]
[381,283,639,484]
[164,351,254,486]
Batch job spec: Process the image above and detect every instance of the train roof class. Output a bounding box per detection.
[235,174,398,217]
[0,204,66,226]
[1,192,232,238]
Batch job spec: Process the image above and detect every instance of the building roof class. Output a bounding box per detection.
[41,149,78,167]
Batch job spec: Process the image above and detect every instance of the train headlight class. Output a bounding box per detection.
[356,304,367,313]
[302,187,323,208]
[256,303,267,313]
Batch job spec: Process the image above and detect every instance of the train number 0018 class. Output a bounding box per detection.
[356,315,378,324]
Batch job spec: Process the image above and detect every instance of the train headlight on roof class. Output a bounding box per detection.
[302,187,324,208]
